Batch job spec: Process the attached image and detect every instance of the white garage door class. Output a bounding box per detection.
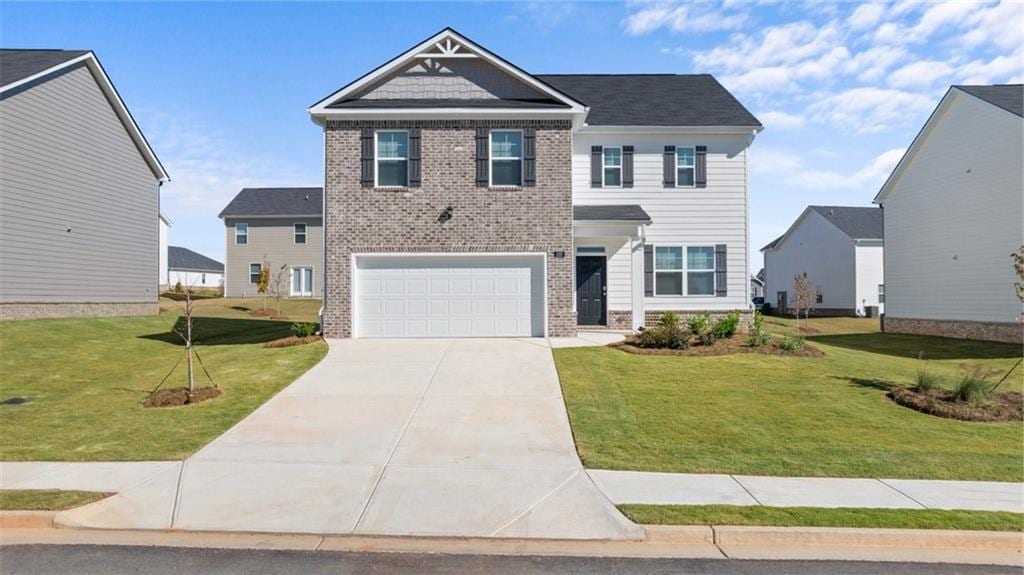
[355,255,545,338]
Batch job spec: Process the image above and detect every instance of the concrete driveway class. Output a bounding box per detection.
[59,338,641,540]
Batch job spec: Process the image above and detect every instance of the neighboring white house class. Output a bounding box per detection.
[874,84,1023,343]
[750,273,764,300]
[159,211,172,290]
[167,246,224,291]
[761,206,884,317]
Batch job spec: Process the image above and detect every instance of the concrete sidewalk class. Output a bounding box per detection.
[21,338,639,540]
[589,470,1024,513]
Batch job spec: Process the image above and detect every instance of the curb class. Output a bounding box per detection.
[709,526,1024,551]
[0,511,56,529]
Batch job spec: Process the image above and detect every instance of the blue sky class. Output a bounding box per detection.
[4,1,1022,271]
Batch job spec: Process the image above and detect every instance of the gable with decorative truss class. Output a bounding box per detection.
[309,28,586,116]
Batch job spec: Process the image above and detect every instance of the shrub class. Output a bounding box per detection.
[687,312,716,345]
[658,310,681,329]
[174,281,183,293]
[780,336,805,352]
[745,311,771,347]
[634,323,689,350]
[712,312,741,340]
[290,322,319,338]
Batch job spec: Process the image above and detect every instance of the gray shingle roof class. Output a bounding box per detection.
[168,246,223,273]
[218,187,323,218]
[809,206,883,240]
[573,204,651,222]
[760,235,783,252]
[0,49,91,88]
[327,98,568,109]
[955,84,1023,117]
[536,74,762,127]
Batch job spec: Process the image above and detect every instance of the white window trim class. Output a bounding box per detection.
[652,244,716,297]
[489,129,523,188]
[290,266,314,297]
[248,262,261,285]
[235,222,248,245]
[602,146,622,188]
[293,222,307,245]
[374,130,409,188]
[675,146,696,189]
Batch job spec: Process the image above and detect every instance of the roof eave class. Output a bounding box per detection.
[218,213,323,220]
[577,124,763,134]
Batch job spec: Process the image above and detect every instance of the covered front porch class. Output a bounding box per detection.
[572,205,651,332]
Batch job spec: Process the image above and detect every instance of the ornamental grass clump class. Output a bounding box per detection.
[952,365,1003,405]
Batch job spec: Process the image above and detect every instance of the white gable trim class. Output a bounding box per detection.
[308,28,588,120]
[1,51,169,182]
[761,206,814,253]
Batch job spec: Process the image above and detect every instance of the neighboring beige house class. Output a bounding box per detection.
[874,84,1023,343]
[308,28,761,338]
[761,206,884,317]
[0,49,168,320]
[218,187,323,299]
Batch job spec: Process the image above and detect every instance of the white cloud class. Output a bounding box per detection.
[623,1,747,35]
[848,3,885,30]
[961,0,1024,51]
[956,46,1024,84]
[844,45,908,83]
[757,110,806,130]
[754,147,906,192]
[721,66,799,94]
[146,112,314,214]
[807,87,935,134]
[886,59,955,89]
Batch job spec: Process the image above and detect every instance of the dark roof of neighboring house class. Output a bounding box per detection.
[168,246,223,273]
[955,84,1023,117]
[0,49,91,87]
[327,98,568,109]
[809,206,884,240]
[761,235,783,251]
[756,268,765,282]
[218,187,323,218]
[536,74,762,127]
[573,204,652,222]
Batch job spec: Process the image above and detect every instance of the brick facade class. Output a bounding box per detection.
[323,119,574,338]
[607,310,633,330]
[0,302,158,321]
[645,309,752,333]
[884,317,1023,344]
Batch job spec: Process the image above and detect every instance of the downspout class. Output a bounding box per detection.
[745,128,758,312]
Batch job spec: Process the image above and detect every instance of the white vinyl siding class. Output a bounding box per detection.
[855,244,884,313]
[572,133,750,312]
[880,91,1023,324]
[168,270,223,289]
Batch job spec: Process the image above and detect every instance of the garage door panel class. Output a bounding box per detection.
[356,255,544,338]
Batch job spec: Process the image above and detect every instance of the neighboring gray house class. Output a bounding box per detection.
[308,28,761,338]
[167,246,224,291]
[0,49,168,320]
[761,206,884,317]
[874,84,1023,343]
[218,187,323,299]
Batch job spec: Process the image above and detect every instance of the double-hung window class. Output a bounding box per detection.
[235,222,248,245]
[654,246,715,296]
[294,223,307,245]
[490,130,522,186]
[878,284,885,304]
[676,147,695,187]
[376,131,408,187]
[249,263,261,285]
[603,147,622,187]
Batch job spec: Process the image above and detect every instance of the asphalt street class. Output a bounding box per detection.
[0,545,1018,575]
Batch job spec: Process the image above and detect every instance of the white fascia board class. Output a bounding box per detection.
[219,214,323,220]
[1,52,169,182]
[311,108,583,123]
[159,211,173,225]
[308,28,588,118]
[577,125,764,135]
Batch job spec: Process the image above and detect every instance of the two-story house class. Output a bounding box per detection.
[219,187,323,299]
[308,28,761,338]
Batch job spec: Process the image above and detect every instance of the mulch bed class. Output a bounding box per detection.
[143,386,222,408]
[614,337,824,358]
[263,335,323,349]
[887,388,1023,422]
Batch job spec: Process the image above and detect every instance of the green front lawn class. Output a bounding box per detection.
[0,490,111,511]
[0,298,326,461]
[555,326,1023,481]
[621,505,1024,532]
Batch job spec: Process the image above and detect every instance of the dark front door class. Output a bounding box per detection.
[576,256,607,326]
[777,291,788,314]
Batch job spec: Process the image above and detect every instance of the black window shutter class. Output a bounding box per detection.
[523,127,536,187]
[663,145,675,188]
[644,244,654,297]
[695,145,707,188]
[590,146,603,188]
[715,244,727,297]
[360,128,374,188]
[475,128,489,187]
[408,128,422,188]
[622,145,634,188]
